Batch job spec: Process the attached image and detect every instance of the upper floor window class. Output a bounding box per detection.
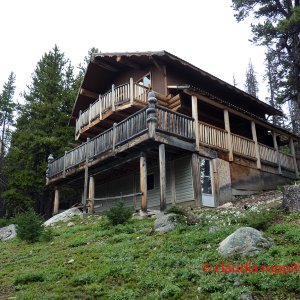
[137,73,151,88]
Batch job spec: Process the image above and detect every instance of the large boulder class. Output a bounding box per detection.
[154,213,177,233]
[43,208,82,227]
[0,224,17,241]
[218,227,273,257]
[282,185,300,211]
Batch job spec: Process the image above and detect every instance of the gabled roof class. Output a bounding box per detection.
[70,50,282,125]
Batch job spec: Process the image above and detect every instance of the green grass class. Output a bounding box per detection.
[0,209,299,300]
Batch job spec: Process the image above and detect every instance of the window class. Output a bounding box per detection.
[147,174,154,190]
[200,159,212,194]
[137,73,151,88]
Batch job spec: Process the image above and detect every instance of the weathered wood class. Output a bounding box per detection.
[289,138,299,178]
[83,138,90,212]
[251,121,261,169]
[211,158,219,207]
[155,132,195,152]
[130,78,134,105]
[140,153,147,212]
[146,91,157,139]
[112,123,117,154]
[53,187,59,215]
[80,88,98,99]
[99,95,103,120]
[111,84,115,111]
[159,144,166,211]
[273,132,282,174]
[63,151,67,178]
[170,161,176,203]
[224,109,233,161]
[191,154,201,207]
[88,176,95,214]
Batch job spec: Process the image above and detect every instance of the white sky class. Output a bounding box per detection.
[0,0,269,103]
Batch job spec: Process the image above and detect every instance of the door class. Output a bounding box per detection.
[200,158,215,207]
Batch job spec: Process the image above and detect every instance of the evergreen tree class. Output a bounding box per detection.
[232,74,238,87]
[2,46,78,217]
[244,59,259,97]
[231,0,300,133]
[0,72,16,158]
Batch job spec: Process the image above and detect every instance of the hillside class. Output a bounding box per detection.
[0,191,300,300]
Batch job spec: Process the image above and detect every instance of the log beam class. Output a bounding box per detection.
[80,88,98,99]
[88,176,95,214]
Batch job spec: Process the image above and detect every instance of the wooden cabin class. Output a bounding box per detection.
[46,51,300,214]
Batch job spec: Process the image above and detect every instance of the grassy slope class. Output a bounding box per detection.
[0,207,300,300]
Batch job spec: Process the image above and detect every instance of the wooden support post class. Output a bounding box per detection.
[272,132,282,174]
[129,77,134,104]
[53,187,59,215]
[191,154,202,207]
[140,153,147,212]
[159,144,166,211]
[98,95,103,120]
[88,176,95,214]
[191,95,199,151]
[224,109,233,161]
[146,91,157,139]
[88,104,92,125]
[83,138,90,213]
[112,84,115,111]
[290,138,299,178]
[251,121,261,169]
[170,161,176,204]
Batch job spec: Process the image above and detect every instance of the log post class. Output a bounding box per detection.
[140,153,147,213]
[170,161,176,204]
[53,187,59,215]
[112,84,116,111]
[159,144,166,211]
[224,109,233,161]
[251,121,261,169]
[289,138,299,178]
[272,132,282,174]
[191,95,199,151]
[191,153,202,207]
[88,176,95,214]
[146,91,157,139]
[129,77,134,104]
[83,138,90,213]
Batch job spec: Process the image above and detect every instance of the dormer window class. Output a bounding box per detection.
[137,73,151,88]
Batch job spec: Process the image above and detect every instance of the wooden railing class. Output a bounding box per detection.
[75,80,149,137]
[198,122,228,150]
[231,134,256,158]
[279,152,295,171]
[259,143,278,164]
[156,106,194,139]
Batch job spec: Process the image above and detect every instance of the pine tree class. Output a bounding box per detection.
[2,46,78,217]
[0,72,16,158]
[232,74,238,87]
[244,59,259,98]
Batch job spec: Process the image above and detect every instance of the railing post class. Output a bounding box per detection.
[159,144,166,211]
[272,132,282,174]
[140,152,147,213]
[46,153,54,184]
[98,95,103,120]
[88,104,92,126]
[191,95,199,151]
[224,110,233,161]
[130,78,134,105]
[83,138,90,213]
[63,151,67,178]
[146,91,157,139]
[251,121,261,169]
[112,84,116,111]
[289,138,299,178]
[112,123,117,154]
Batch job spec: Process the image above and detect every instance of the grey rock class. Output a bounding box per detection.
[283,185,300,211]
[208,226,219,233]
[218,227,273,257]
[240,293,253,300]
[43,208,82,227]
[0,224,17,241]
[154,213,177,232]
[67,222,75,227]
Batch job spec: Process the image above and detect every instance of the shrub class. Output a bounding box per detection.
[0,217,13,228]
[15,209,44,243]
[40,227,54,242]
[166,205,185,215]
[14,272,45,285]
[106,201,132,225]
[167,205,200,225]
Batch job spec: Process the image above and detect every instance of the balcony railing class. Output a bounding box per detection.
[75,80,149,138]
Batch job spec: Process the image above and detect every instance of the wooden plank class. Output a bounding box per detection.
[130,78,134,105]
[224,109,233,161]
[80,88,98,99]
[170,161,176,204]
[140,153,147,212]
[272,132,282,174]
[53,187,59,215]
[191,154,201,207]
[191,95,199,151]
[88,176,95,214]
[155,132,195,152]
[159,144,166,211]
[251,121,261,169]
[111,84,115,111]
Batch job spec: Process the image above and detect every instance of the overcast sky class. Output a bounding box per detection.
[0,0,269,103]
